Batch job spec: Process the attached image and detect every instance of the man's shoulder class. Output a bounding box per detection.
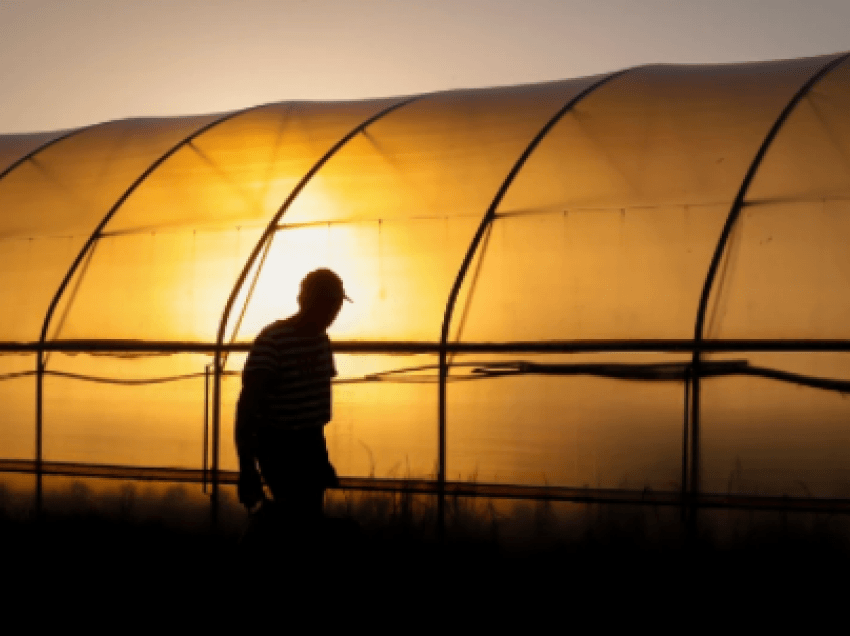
[255,318,297,342]
[252,317,330,350]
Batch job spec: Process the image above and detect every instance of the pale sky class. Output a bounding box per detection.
[1,0,848,133]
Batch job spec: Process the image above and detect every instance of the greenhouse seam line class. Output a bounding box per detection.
[33,103,281,515]
[438,69,630,539]
[65,194,850,242]
[690,52,850,504]
[272,212,484,230]
[212,96,421,520]
[0,122,105,185]
[491,195,850,218]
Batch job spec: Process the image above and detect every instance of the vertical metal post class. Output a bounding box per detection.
[211,349,222,524]
[35,347,44,516]
[681,362,691,522]
[688,352,700,534]
[0,123,107,518]
[203,363,211,494]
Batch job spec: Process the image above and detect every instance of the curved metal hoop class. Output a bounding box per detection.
[687,52,850,497]
[436,70,630,528]
[34,104,282,507]
[0,125,101,185]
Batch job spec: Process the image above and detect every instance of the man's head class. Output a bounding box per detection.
[297,268,351,332]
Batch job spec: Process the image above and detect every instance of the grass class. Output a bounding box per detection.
[2,475,848,603]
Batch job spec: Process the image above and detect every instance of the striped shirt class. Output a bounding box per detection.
[243,317,337,430]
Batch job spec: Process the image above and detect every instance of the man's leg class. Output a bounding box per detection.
[256,427,333,523]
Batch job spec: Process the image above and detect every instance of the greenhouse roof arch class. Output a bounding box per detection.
[0,52,847,353]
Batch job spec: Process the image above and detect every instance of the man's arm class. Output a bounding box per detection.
[235,368,272,508]
[235,369,271,459]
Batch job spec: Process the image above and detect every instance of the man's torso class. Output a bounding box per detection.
[243,316,336,430]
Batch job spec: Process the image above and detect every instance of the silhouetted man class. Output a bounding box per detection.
[235,268,350,525]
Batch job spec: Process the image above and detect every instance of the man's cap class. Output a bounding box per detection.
[300,268,352,302]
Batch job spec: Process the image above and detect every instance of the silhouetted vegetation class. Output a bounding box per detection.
[3,476,848,602]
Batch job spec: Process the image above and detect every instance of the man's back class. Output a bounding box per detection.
[244,315,337,431]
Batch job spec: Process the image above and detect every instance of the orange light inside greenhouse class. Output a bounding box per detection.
[2,52,850,512]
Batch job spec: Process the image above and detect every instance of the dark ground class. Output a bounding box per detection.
[3,486,848,607]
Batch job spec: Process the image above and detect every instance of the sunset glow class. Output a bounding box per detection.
[3,4,850,530]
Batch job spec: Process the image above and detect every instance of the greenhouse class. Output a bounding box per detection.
[2,51,850,515]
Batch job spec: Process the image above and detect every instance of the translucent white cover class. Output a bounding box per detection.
[0,53,847,495]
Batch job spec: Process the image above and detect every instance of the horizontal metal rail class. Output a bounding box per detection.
[2,338,850,354]
[6,359,850,395]
[2,459,849,514]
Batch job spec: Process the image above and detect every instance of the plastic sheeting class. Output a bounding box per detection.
[2,52,850,497]
[446,353,688,489]
[0,115,219,341]
[701,353,850,498]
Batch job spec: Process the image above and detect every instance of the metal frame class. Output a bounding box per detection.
[0,118,124,509]
[436,70,628,530]
[3,55,850,529]
[29,104,288,509]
